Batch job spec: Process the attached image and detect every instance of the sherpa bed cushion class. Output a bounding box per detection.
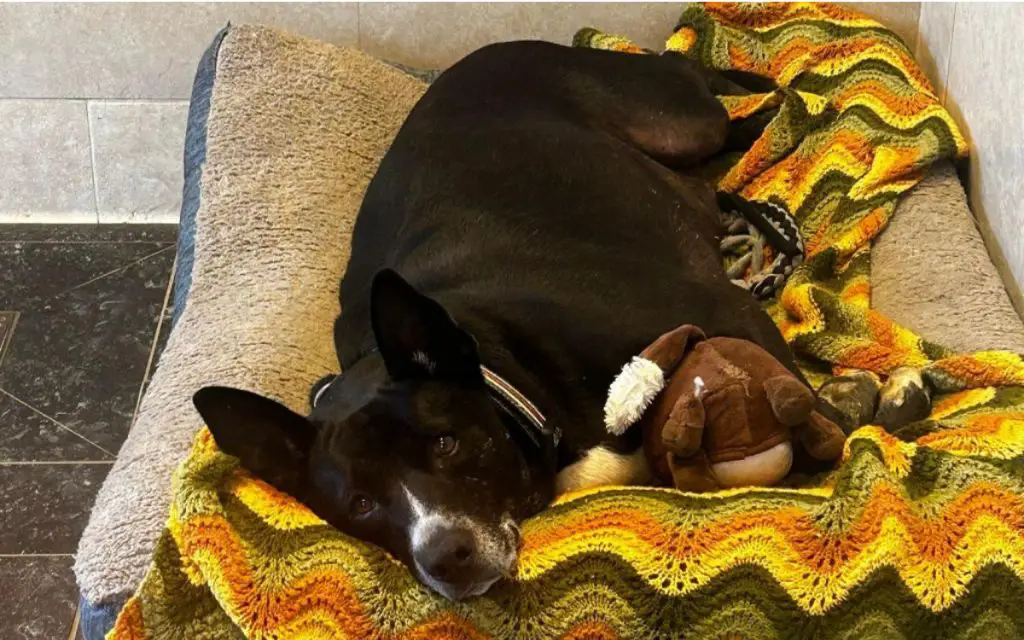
[73,25,428,639]
[74,22,1024,639]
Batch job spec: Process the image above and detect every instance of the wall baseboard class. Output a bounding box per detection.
[0,212,178,224]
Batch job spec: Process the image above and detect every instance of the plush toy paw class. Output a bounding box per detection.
[763,375,816,426]
[666,451,721,493]
[795,411,846,461]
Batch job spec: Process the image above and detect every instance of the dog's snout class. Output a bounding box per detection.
[421,527,479,582]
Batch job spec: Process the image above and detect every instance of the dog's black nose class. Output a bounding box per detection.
[421,528,478,583]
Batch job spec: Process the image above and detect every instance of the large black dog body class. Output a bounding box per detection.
[194,42,802,600]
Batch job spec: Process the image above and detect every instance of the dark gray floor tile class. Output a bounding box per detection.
[0,555,78,639]
[0,240,171,308]
[0,391,112,461]
[0,224,177,244]
[0,245,175,454]
[0,463,112,554]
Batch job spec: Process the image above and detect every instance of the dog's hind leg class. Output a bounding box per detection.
[874,368,932,430]
[816,371,882,433]
[450,42,769,168]
[817,368,933,433]
[521,43,734,167]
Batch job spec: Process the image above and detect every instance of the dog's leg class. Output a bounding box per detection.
[526,46,738,167]
[675,58,780,154]
[874,368,932,430]
[816,371,881,433]
[817,368,933,433]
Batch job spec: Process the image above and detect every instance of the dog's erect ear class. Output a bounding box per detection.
[193,386,317,495]
[370,269,482,382]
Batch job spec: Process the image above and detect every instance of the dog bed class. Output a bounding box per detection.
[72,26,429,639]
[75,5,1024,639]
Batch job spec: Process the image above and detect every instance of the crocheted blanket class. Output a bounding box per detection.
[111,4,1024,639]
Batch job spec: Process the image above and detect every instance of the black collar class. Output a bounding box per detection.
[481,365,560,451]
[319,349,560,456]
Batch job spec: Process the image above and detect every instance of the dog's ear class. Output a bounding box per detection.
[193,386,317,495]
[370,269,482,383]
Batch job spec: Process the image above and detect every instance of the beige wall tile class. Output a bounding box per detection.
[89,101,189,223]
[359,3,920,70]
[944,3,1024,297]
[0,3,358,100]
[0,100,95,220]
[914,3,956,96]
[849,3,921,49]
[358,3,685,69]
[0,2,919,98]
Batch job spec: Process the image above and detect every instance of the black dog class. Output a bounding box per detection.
[193,42,874,601]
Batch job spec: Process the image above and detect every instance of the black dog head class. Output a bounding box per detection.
[193,269,553,600]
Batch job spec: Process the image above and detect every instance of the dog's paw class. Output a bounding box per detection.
[874,367,932,431]
[816,371,881,434]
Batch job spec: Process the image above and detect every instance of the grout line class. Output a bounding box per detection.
[52,244,174,299]
[133,253,177,419]
[0,213,100,225]
[96,213,180,225]
[84,101,101,224]
[68,606,80,640]
[0,97,189,104]
[0,240,175,245]
[0,311,19,370]
[912,5,923,68]
[81,98,190,106]
[0,217,178,225]
[0,389,117,459]
[940,3,958,107]
[0,460,114,465]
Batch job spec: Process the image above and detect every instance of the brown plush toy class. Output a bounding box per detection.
[604,324,846,492]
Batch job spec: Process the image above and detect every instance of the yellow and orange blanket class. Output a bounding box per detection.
[111,4,1024,639]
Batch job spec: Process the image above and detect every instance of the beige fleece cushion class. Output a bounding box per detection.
[873,162,1024,353]
[74,25,427,605]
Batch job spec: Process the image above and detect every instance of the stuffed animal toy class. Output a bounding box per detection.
[604,324,846,492]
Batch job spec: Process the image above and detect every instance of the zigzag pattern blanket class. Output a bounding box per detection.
[111,4,1024,639]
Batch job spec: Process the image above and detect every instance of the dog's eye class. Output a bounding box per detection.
[432,435,458,457]
[350,494,375,517]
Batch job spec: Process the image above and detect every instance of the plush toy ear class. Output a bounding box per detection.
[604,324,707,435]
[193,386,317,496]
[640,324,707,370]
[370,269,483,383]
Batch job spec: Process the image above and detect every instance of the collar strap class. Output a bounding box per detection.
[320,350,559,451]
[481,365,559,450]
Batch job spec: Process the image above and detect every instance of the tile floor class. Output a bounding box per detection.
[0,224,177,639]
